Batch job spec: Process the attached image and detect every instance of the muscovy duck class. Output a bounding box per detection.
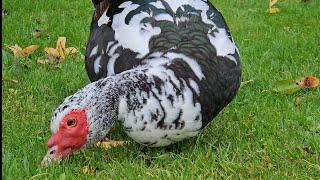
[42,0,241,165]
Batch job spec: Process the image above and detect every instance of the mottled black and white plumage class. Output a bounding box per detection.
[52,0,241,149]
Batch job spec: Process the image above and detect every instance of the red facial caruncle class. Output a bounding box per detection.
[41,109,89,166]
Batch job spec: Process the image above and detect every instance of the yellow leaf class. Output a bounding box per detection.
[44,37,78,61]
[96,138,127,149]
[56,37,67,59]
[22,45,39,56]
[8,44,23,57]
[7,44,39,57]
[65,47,78,55]
[44,47,60,58]
[56,37,66,50]
[266,7,280,14]
[267,0,280,14]
[269,0,278,7]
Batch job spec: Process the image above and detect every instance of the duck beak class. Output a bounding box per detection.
[41,145,60,167]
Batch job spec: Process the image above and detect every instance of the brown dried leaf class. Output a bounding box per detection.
[7,44,39,57]
[56,37,67,59]
[266,0,280,14]
[96,138,127,149]
[8,44,23,57]
[296,76,319,88]
[44,47,60,58]
[22,45,39,56]
[37,54,61,65]
[65,47,78,55]
[44,37,78,61]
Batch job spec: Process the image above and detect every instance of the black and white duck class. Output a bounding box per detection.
[42,0,241,166]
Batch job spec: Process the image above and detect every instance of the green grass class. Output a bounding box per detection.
[2,0,320,179]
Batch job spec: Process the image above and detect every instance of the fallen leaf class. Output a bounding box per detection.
[266,0,280,14]
[44,37,78,61]
[23,45,40,55]
[7,45,23,56]
[44,47,60,59]
[96,138,127,149]
[37,56,61,69]
[296,76,319,88]
[65,47,78,54]
[56,37,67,59]
[272,76,319,94]
[31,28,46,38]
[7,44,39,57]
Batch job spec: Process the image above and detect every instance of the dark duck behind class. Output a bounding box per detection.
[42,0,241,166]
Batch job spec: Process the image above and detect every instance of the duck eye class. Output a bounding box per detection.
[67,119,77,127]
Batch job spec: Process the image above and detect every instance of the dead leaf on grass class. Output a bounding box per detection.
[266,0,280,14]
[36,57,61,69]
[296,76,319,88]
[44,37,78,61]
[7,44,39,57]
[96,138,127,150]
[272,76,319,94]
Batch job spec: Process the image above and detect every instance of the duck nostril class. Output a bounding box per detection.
[49,150,55,155]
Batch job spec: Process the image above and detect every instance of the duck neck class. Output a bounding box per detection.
[85,69,147,144]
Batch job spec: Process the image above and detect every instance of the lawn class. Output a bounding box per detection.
[2,0,319,179]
